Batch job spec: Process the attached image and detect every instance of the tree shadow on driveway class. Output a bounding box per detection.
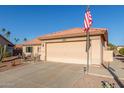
[102,64,124,88]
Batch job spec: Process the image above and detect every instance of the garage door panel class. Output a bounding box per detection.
[46,41,87,64]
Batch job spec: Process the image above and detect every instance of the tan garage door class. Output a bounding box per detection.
[46,41,87,64]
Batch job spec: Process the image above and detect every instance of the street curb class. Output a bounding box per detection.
[88,73,124,81]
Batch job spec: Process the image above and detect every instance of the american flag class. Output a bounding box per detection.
[84,9,92,31]
[84,7,92,52]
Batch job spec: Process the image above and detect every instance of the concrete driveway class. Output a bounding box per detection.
[0,62,84,88]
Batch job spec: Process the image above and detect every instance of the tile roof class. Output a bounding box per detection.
[22,38,41,45]
[23,28,108,46]
[39,28,108,41]
[14,44,23,49]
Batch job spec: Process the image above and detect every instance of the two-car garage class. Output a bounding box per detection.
[46,41,87,64]
[40,28,108,65]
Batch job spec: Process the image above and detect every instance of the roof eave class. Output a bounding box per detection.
[39,31,107,41]
[0,34,14,46]
[22,44,41,46]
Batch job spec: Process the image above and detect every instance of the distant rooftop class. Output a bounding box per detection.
[22,38,41,45]
[117,45,124,47]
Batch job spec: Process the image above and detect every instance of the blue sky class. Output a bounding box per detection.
[0,5,123,45]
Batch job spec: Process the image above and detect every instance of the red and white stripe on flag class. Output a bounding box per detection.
[84,10,92,31]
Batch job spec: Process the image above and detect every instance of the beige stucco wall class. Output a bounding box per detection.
[23,45,41,57]
[90,39,101,64]
[103,50,113,62]
[40,36,103,65]
[100,36,113,62]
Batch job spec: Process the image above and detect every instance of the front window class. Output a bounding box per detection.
[26,47,33,53]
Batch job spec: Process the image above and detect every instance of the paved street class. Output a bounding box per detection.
[0,61,124,88]
[114,56,124,62]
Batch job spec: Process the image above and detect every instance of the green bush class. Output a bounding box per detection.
[3,52,11,58]
[119,48,124,55]
[108,43,117,50]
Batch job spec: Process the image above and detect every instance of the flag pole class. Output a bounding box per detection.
[86,5,90,74]
[84,5,92,74]
[86,28,90,74]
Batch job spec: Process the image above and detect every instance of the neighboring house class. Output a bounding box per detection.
[117,45,124,51]
[13,44,23,56]
[38,28,113,65]
[0,34,14,56]
[22,38,41,57]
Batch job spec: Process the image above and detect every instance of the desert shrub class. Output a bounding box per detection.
[108,43,117,50]
[3,52,11,58]
[119,48,124,55]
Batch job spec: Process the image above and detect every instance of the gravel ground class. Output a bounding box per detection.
[73,74,124,88]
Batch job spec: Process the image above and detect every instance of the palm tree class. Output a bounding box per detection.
[14,38,20,44]
[0,28,11,40]
[4,31,11,39]
[0,28,6,35]
[23,38,27,42]
[1,28,6,33]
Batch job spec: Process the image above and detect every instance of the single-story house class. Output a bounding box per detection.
[38,28,113,65]
[117,45,124,51]
[22,38,41,57]
[22,28,113,65]
[13,44,23,56]
[0,34,14,56]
